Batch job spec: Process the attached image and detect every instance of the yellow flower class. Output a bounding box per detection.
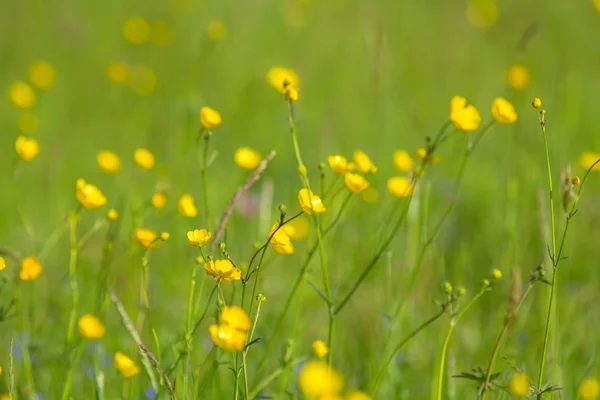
[344,173,369,193]
[311,340,328,359]
[579,377,600,400]
[76,179,107,209]
[284,85,299,101]
[200,106,222,129]
[134,148,155,169]
[0,256,5,271]
[8,81,36,109]
[595,0,600,12]
[283,216,309,240]
[220,305,251,331]
[15,136,39,161]
[207,20,227,41]
[506,64,530,90]
[345,390,372,400]
[361,187,379,203]
[492,268,502,279]
[209,306,251,352]
[234,147,262,170]
[466,0,497,29]
[78,314,106,339]
[328,155,349,174]
[298,189,326,215]
[187,229,212,246]
[150,20,172,47]
[532,97,542,109]
[17,112,38,134]
[387,176,413,198]
[579,151,600,171]
[178,194,198,217]
[269,222,295,254]
[151,192,167,208]
[123,16,150,44]
[353,149,378,174]
[114,352,141,377]
[298,360,343,398]
[414,147,443,164]
[204,259,242,281]
[129,65,156,95]
[160,232,170,241]
[491,97,518,124]
[0,394,12,400]
[135,228,158,249]
[508,372,530,397]
[106,208,119,221]
[450,96,481,131]
[97,150,121,174]
[106,61,129,84]
[393,149,413,171]
[28,60,56,90]
[267,66,300,94]
[19,255,42,280]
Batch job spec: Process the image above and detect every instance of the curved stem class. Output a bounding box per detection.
[66,211,79,346]
[199,128,211,226]
[248,358,308,399]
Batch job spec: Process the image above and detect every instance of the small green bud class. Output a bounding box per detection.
[456,287,466,297]
[443,282,453,295]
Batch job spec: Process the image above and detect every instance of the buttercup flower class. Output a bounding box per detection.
[160,232,170,241]
[269,222,294,254]
[106,208,119,221]
[204,259,241,281]
[579,377,600,400]
[28,60,56,90]
[178,194,198,217]
[508,372,530,397]
[328,155,348,174]
[506,64,530,90]
[97,150,121,174]
[150,20,172,47]
[492,268,502,279]
[393,149,413,171]
[17,113,38,134]
[346,390,372,400]
[298,360,344,398]
[106,61,129,84]
[129,65,156,95]
[134,148,155,169]
[114,352,141,377]
[450,96,481,131]
[267,66,300,94]
[209,306,250,352]
[353,149,378,174]
[414,148,443,164]
[76,179,107,209]
[207,20,227,41]
[19,256,42,280]
[0,256,6,271]
[15,136,39,161]
[187,229,212,246]
[123,16,150,44]
[311,340,328,359]
[8,81,36,109]
[135,228,158,249]
[491,97,518,123]
[151,192,167,208]
[220,305,251,331]
[234,147,261,170]
[78,314,106,339]
[579,151,600,171]
[298,189,326,214]
[200,106,222,129]
[284,216,309,240]
[344,173,369,193]
[532,97,542,109]
[387,176,413,197]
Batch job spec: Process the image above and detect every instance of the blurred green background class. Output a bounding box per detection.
[1,0,600,398]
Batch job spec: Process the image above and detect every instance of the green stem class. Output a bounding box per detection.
[66,211,79,346]
[61,339,85,400]
[141,252,163,380]
[199,128,211,226]
[183,262,199,399]
[248,358,308,399]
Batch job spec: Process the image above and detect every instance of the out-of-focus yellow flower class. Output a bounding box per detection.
[387,176,413,198]
[28,60,56,90]
[135,228,158,249]
[8,81,36,109]
[160,232,170,241]
[97,150,121,174]
[362,187,379,203]
[76,179,107,209]
[187,229,212,246]
[269,222,295,254]
[234,147,261,170]
[129,65,156,95]
[508,372,530,397]
[200,106,222,129]
[579,377,600,400]
[106,61,129,84]
[532,97,542,109]
[150,20,173,47]
[328,155,349,174]
[344,173,369,193]
[267,66,300,94]
[123,16,150,44]
[492,268,502,279]
[0,394,13,400]
[491,97,518,124]
[114,352,140,377]
[466,0,497,29]
[298,360,343,398]
[78,314,106,339]
[284,216,309,240]
[450,96,481,131]
[106,208,119,221]
[204,259,241,281]
[151,192,167,208]
[298,188,326,214]
[579,151,600,171]
[414,147,443,164]
[207,20,227,40]
[15,136,39,161]
[209,306,250,352]
[353,149,378,174]
[0,256,6,271]
[178,194,198,217]
[345,389,372,400]
[505,64,530,90]
[311,340,328,359]
[134,148,155,169]
[17,113,38,134]
[19,256,42,281]
[220,305,251,331]
[284,85,299,101]
[393,149,413,171]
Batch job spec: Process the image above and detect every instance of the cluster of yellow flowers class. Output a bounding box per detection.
[209,305,251,352]
[298,360,372,400]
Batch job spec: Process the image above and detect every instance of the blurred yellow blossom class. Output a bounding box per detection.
[151,192,167,208]
[8,81,36,109]
[594,0,600,12]
[345,390,372,400]
[129,65,156,95]
[209,306,250,352]
[328,155,349,174]
[135,228,158,249]
[344,173,369,193]
[450,96,481,131]
[579,151,600,171]
[506,64,530,90]
[532,97,542,109]
[362,187,379,203]
[134,148,155,169]
[298,188,326,214]
[0,394,12,400]
[78,314,106,339]
[298,360,343,398]
[221,305,251,331]
[267,66,300,94]
[28,60,56,90]
[178,194,198,217]
[200,106,222,129]
[106,61,129,84]
[19,256,42,280]
[414,147,442,164]
[269,222,295,254]
[466,0,497,29]
[204,259,241,281]
[207,20,227,40]
[187,229,212,246]
[17,112,38,134]
[353,149,378,174]
[311,339,328,359]
[284,216,309,240]
[106,208,119,221]
[508,372,530,397]
[579,377,600,400]
[393,149,413,171]
[97,150,121,174]
[123,16,150,44]
[160,232,170,241]
[491,97,518,123]
[114,352,140,377]
[492,268,502,279]
[15,136,39,161]
[387,176,413,198]
[234,147,262,170]
[0,256,5,271]
[76,179,107,209]
[150,20,173,46]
